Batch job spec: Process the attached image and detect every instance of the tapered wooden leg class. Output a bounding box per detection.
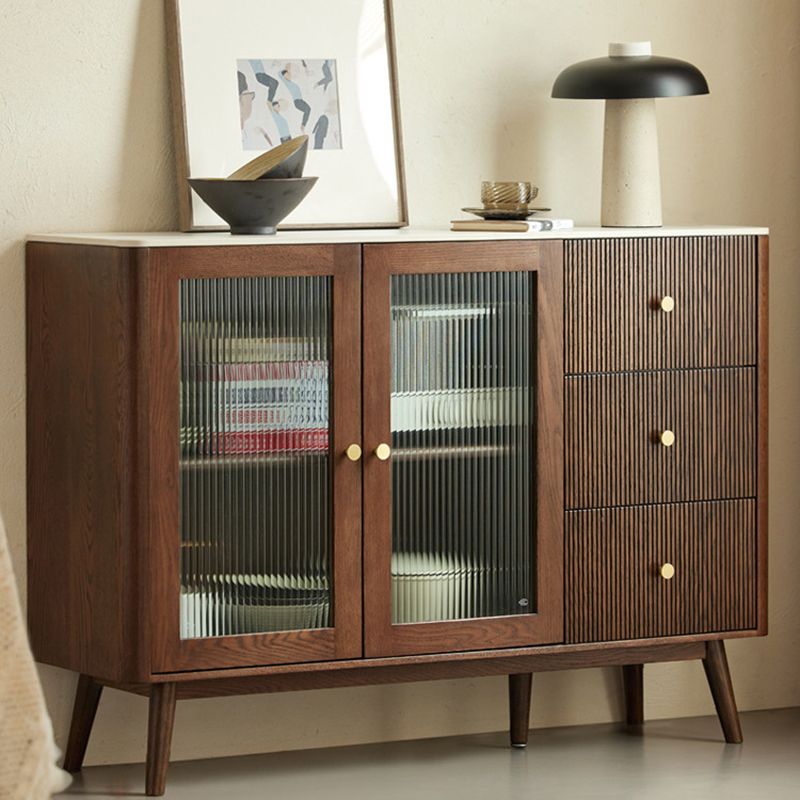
[702,640,743,743]
[622,664,644,726]
[62,674,103,773]
[146,683,177,797]
[508,673,533,748]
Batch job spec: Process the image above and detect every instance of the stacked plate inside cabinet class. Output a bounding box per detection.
[180,573,330,638]
[391,552,475,624]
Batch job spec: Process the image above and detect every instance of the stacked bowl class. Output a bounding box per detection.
[189,135,316,234]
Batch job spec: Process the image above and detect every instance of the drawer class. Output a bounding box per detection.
[566,367,755,509]
[565,236,757,374]
[566,500,757,643]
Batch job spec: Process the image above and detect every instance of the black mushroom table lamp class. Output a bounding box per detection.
[552,41,709,227]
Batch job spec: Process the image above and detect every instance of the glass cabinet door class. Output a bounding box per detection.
[363,242,564,657]
[149,246,362,671]
[390,272,534,623]
[179,276,333,639]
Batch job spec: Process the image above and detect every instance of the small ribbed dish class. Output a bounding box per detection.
[481,180,539,209]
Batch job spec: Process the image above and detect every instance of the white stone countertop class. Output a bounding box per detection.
[27,225,769,248]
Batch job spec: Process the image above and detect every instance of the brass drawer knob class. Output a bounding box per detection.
[660,430,675,447]
[660,562,676,580]
[374,443,392,461]
[660,295,675,313]
[344,444,362,462]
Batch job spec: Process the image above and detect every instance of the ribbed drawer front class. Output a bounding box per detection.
[566,500,757,643]
[565,237,756,374]
[566,367,755,510]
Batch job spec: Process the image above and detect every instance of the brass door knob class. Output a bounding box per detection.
[344,444,362,462]
[374,443,392,461]
[660,430,675,447]
[660,563,676,580]
[660,295,675,313]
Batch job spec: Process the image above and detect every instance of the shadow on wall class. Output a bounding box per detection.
[116,0,178,229]
[489,85,551,193]
[0,236,27,571]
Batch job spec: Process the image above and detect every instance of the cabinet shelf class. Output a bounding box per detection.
[180,452,329,470]
[392,444,511,461]
[392,304,494,319]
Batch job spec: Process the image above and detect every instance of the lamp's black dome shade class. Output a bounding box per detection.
[551,56,709,99]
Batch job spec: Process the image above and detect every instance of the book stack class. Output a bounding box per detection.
[181,336,330,457]
[451,217,574,233]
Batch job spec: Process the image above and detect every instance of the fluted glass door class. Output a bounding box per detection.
[149,245,361,672]
[362,242,563,658]
[179,276,332,639]
[390,272,534,624]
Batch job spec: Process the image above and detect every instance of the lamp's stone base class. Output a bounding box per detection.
[601,98,663,227]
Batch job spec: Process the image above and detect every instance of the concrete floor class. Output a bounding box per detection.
[58,707,800,800]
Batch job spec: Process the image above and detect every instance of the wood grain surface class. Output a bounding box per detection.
[119,640,706,699]
[26,243,145,682]
[566,500,757,643]
[756,236,769,634]
[566,367,756,509]
[565,236,757,374]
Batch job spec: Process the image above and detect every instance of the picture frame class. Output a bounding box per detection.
[165,0,407,231]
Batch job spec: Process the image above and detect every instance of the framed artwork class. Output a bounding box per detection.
[166,0,407,231]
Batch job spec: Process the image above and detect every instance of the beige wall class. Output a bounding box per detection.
[1,0,798,767]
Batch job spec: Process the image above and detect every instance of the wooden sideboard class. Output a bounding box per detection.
[25,228,768,796]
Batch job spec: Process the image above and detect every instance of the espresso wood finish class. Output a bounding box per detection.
[509,673,533,747]
[162,636,748,685]
[622,665,644,726]
[26,244,146,683]
[146,245,363,672]
[566,500,757,643]
[362,241,564,657]
[103,640,705,698]
[26,231,767,794]
[757,236,769,635]
[62,675,103,773]
[702,641,743,744]
[566,367,756,509]
[565,236,756,374]
[146,683,177,797]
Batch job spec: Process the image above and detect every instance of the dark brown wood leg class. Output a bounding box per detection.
[622,664,644,726]
[508,673,533,748]
[62,674,103,773]
[702,640,743,743]
[146,683,177,797]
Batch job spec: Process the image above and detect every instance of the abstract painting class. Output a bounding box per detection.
[237,59,342,151]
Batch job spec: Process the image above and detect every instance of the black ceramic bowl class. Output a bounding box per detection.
[189,176,318,235]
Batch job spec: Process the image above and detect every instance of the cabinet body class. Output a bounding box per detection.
[27,238,571,680]
[563,236,767,643]
[25,229,767,792]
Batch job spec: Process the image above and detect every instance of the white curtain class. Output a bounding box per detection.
[0,512,71,799]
